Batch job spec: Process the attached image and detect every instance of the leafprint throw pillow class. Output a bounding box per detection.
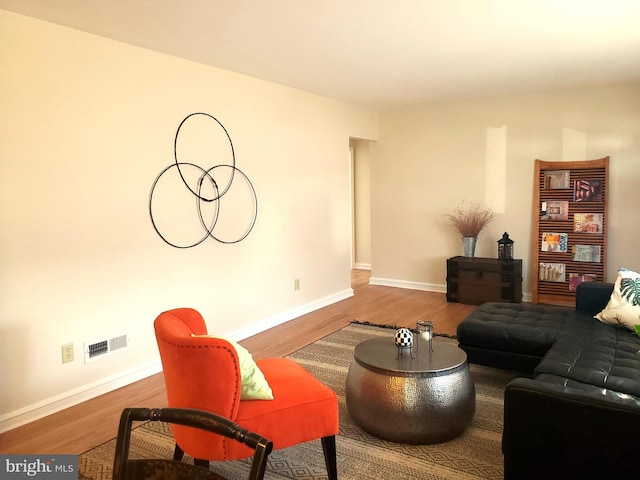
[596,267,640,332]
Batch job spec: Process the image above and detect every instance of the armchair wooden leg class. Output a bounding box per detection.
[321,435,338,480]
[173,444,184,461]
[175,443,208,469]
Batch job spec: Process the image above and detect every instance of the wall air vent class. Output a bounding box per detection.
[84,334,129,363]
[88,340,108,359]
[109,334,128,351]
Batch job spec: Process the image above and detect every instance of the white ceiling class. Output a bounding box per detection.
[2,0,640,109]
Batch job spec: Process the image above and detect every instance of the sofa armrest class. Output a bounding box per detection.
[575,281,613,315]
[503,377,640,480]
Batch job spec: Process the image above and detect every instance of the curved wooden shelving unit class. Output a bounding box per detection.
[531,157,609,305]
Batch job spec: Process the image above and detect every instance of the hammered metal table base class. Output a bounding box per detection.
[346,338,475,445]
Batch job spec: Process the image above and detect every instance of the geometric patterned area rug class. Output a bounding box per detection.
[79,322,520,479]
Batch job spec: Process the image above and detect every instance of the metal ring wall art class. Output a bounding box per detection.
[149,113,258,248]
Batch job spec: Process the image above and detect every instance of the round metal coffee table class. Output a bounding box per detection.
[345,336,475,444]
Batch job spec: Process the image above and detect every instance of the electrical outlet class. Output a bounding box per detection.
[294,278,300,291]
[62,343,74,363]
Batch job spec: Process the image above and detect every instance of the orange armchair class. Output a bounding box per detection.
[154,308,338,479]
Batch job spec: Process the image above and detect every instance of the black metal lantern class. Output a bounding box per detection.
[498,232,514,260]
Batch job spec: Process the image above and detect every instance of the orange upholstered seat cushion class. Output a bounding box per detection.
[231,358,339,457]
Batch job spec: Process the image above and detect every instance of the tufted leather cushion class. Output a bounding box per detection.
[458,285,640,397]
[535,322,640,397]
[457,302,591,356]
[533,373,640,407]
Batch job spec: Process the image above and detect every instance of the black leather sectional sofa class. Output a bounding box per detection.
[457,282,640,480]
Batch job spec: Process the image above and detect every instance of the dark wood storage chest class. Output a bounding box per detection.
[446,256,523,305]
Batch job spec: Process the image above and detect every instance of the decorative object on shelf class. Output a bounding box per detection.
[574,179,602,202]
[415,320,434,355]
[573,213,603,233]
[539,262,566,282]
[462,237,477,257]
[498,232,514,259]
[540,200,569,220]
[541,232,567,252]
[445,202,495,257]
[543,169,570,189]
[394,328,414,358]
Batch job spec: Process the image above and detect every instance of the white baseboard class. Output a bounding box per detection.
[0,360,163,434]
[369,276,446,293]
[369,276,533,302]
[0,288,355,434]
[353,263,371,270]
[227,288,354,341]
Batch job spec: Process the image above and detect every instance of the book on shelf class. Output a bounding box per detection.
[541,232,568,252]
[571,245,602,262]
[569,273,598,291]
[573,213,603,233]
[539,263,566,282]
[573,179,603,202]
[544,170,570,189]
[540,201,569,221]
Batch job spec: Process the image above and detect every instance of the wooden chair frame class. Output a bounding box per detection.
[113,407,273,480]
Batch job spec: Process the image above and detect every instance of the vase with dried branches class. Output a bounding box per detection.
[446,202,495,257]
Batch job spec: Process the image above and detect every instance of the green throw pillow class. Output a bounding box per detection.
[191,334,274,400]
[595,267,640,332]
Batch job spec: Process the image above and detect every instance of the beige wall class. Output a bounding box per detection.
[0,10,378,430]
[371,83,640,296]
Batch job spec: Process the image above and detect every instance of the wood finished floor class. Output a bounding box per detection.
[0,270,475,454]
